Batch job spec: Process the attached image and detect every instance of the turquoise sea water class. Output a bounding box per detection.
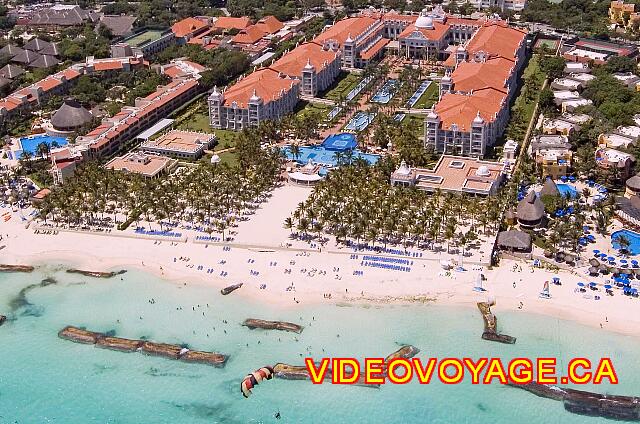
[1,265,639,423]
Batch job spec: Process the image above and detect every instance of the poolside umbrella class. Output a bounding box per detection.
[588,266,599,275]
[600,253,608,259]
[608,256,616,262]
[593,249,600,255]
[589,258,600,267]
[604,284,613,290]
[632,260,639,266]
[587,235,596,242]
[589,282,597,287]
[577,282,585,287]
[621,259,628,264]
[569,176,576,182]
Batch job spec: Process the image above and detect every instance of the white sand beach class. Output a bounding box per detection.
[1,184,639,338]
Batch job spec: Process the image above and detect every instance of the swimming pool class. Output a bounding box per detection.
[611,229,640,255]
[370,79,398,104]
[557,183,578,198]
[343,112,376,132]
[17,134,68,158]
[322,133,357,151]
[283,145,380,167]
[405,81,431,108]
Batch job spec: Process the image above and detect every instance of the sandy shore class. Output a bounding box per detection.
[1,184,639,338]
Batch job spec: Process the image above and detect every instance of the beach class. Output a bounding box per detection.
[2,184,638,338]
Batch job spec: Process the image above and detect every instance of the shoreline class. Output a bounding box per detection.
[6,243,640,339]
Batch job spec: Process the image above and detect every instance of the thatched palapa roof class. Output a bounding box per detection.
[540,178,560,197]
[497,230,532,251]
[51,98,93,130]
[516,191,545,223]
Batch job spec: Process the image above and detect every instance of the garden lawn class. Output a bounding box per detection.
[412,82,439,109]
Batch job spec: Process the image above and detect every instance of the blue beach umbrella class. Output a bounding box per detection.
[577,282,585,287]
[605,285,613,289]
[590,282,597,287]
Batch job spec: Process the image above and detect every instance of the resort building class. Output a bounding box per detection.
[77,78,200,158]
[609,1,640,32]
[390,155,506,196]
[397,7,481,61]
[561,38,638,64]
[110,29,176,58]
[595,147,636,181]
[47,98,94,136]
[208,69,299,130]
[50,147,82,185]
[314,15,386,68]
[140,130,215,160]
[542,113,591,135]
[287,160,324,186]
[424,22,527,157]
[0,67,82,127]
[105,152,178,178]
[159,59,206,80]
[270,42,342,96]
[171,17,212,43]
[213,17,252,31]
[230,16,284,46]
[516,191,545,229]
[564,61,591,74]
[625,174,640,198]
[19,5,99,29]
[599,132,637,149]
[529,135,572,179]
[496,230,532,253]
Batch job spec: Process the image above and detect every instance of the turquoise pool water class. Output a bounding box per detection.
[611,229,640,255]
[1,266,639,423]
[283,145,379,166]
[370,79,398,104]
[343,112,376,132]
[18,134,68,158]
[557,183,578,198]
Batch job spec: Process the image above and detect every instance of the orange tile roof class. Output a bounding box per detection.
[434,88,506,131]
[450,57,514,93]
[231,25,267,44]
[171,17,209,38]
[382,12,418,23]
[223,68,299,108]
[360,38,389,60]
[62,68,81,80]
[314,16,379,46]
[443,53,457,67]
[447,16,483,26]
[37,77,63,92]
[214,16,251,30]
[465,22,526,60]
[399,21,449,41]
[94,60,124,71]
[270,42,339,77]
[255,16,283,34]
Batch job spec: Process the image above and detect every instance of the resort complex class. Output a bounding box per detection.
[5,2,640,422]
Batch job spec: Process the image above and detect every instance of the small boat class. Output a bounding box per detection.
[221,283,243,295]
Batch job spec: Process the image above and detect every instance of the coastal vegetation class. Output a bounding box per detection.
[35,133,282,237]
[286,161,504,252]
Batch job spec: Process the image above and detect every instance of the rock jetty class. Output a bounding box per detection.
[477,301,516,344]
[0,264,34,273]
[242,318,303,333]
[66,269,127,278]
[509,382,640,421]
[221,283,243,295]
[57,326,228,367]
